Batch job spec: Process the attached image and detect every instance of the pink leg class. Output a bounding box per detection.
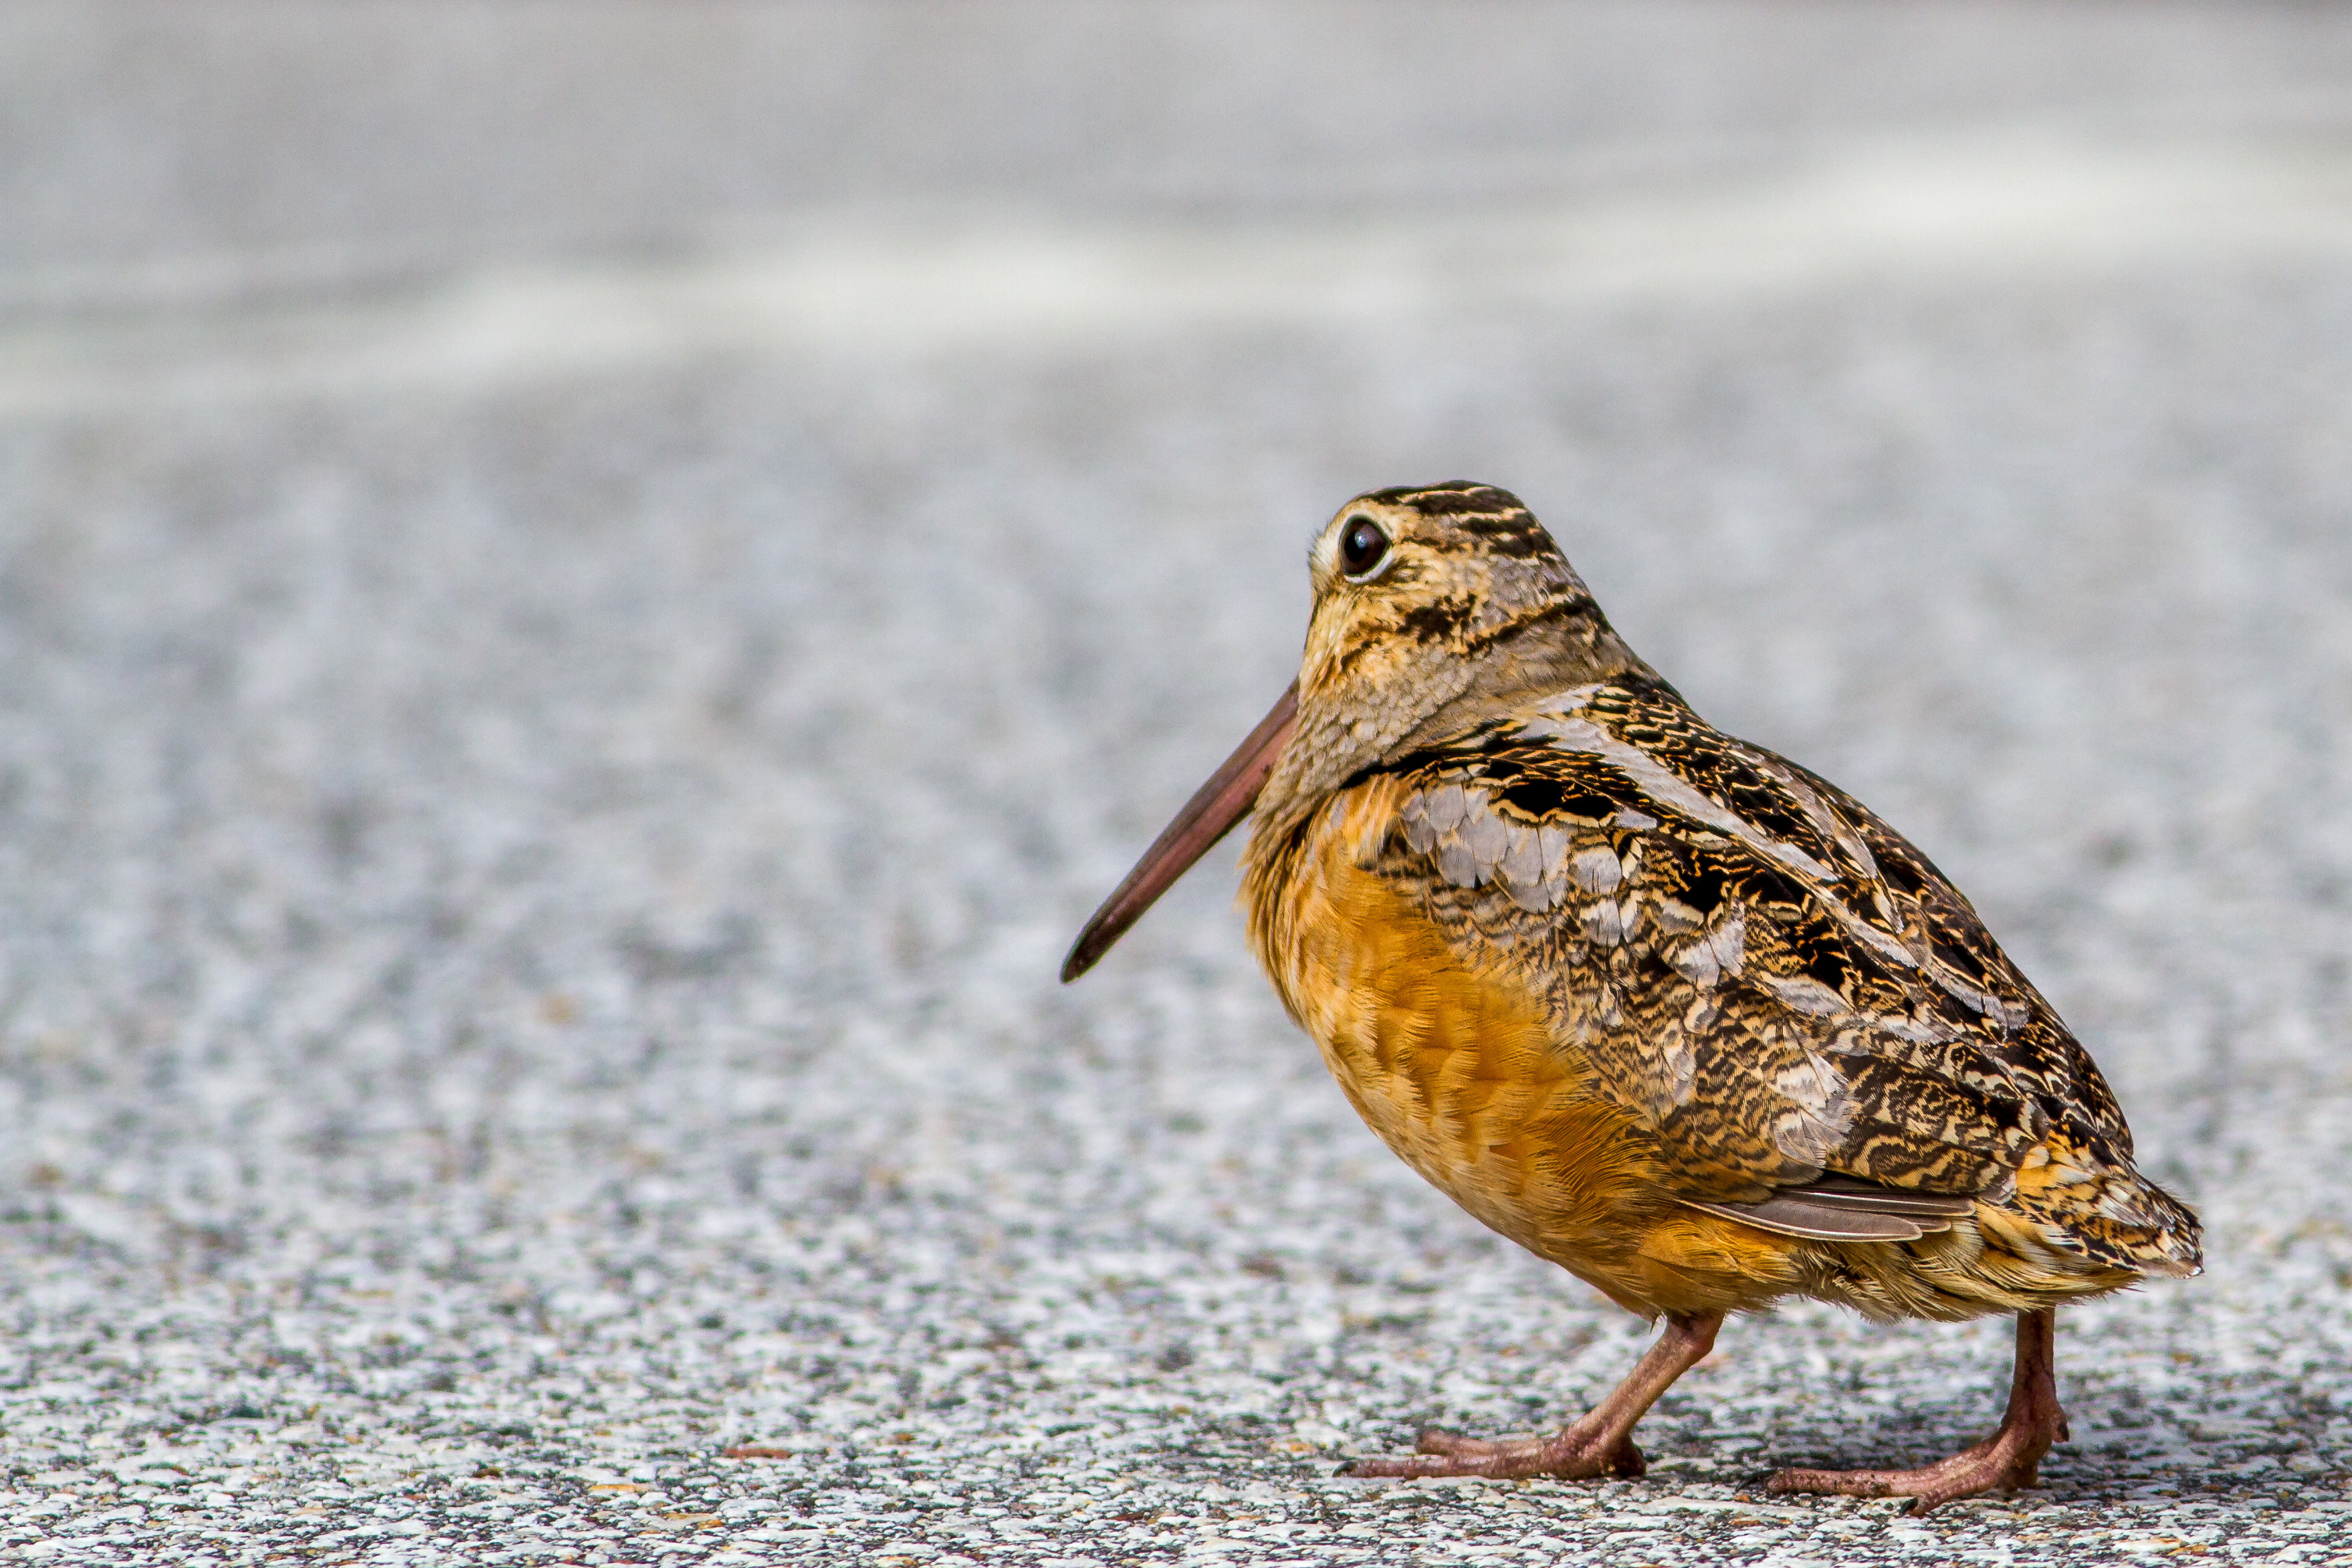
[1768,1309,2070,1515]
[1344,1311,1723,1481]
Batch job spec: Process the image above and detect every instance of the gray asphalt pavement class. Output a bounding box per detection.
[7,5,2352,1565]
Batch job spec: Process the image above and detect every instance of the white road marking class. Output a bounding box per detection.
[4,130,2351,413]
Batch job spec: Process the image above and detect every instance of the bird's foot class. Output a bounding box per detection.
[1340,1312,1722,1482]
[1768,1309,2069,1515]
[1341,1423,1644,1480]
[1764,1405,2068,1514]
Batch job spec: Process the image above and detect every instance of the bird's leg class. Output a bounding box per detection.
[1767,1309,2070,1514]
[1343,1311,1723,1480]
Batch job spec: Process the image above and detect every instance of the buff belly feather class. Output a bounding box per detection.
[1243,780,1811,1320]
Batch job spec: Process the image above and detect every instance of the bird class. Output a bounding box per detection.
[1061,482,2200,1510]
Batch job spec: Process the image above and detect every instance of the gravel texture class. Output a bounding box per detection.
[7,5,2352,1565]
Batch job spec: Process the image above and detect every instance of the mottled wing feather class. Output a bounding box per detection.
[1775,754,2139,1154]
[1359,677,2190,1269]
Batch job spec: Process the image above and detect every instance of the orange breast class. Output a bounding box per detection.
[1243,780,1809,1319]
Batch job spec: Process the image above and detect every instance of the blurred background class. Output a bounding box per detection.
[5,3,2352,1561]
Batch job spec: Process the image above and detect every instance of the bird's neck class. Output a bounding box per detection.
[1249,613,1661,853]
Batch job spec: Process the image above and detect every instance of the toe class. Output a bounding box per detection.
[1766,1467,1895,1498]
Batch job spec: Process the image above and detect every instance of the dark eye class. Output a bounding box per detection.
[1340,516,1390,578]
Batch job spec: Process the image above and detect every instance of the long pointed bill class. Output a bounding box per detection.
[1060,681,1299,983]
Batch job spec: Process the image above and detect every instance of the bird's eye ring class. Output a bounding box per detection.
[1340,516,1391,579]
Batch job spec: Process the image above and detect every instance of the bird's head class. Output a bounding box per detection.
[1272,482,1651,827]
[1061,482,1653,981]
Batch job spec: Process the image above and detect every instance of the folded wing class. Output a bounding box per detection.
[1362,677,2198,1275]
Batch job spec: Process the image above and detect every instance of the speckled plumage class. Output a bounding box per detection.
[1068,481,2201,1505]
[1240,484,2198,1311]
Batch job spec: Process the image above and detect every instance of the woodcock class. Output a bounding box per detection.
[1062,483,2201,1510]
